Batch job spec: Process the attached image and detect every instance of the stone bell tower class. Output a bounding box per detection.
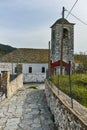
[50,18,74,74]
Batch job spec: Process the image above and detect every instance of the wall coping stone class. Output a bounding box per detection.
[45,79,87,128]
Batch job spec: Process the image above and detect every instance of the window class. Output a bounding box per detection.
[42,67,45,73]
[15,67,17,73]
[15,64,22,73]
[52,29,55,40]
[63,28,68,39]
[51,43,55,55]
[29,67,32,73]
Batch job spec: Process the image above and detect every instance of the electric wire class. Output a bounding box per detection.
[66,9,87,25]
[66,0,78,18]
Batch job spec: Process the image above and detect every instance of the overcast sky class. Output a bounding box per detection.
[0,0,87,53]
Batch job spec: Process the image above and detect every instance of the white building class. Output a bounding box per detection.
[0,48,49,82]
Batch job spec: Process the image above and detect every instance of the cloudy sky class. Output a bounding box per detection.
[0,0,87,53]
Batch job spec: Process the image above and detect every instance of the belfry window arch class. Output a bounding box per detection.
[63,28,68,39]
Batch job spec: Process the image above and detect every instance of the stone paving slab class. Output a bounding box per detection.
[0,84,55,130]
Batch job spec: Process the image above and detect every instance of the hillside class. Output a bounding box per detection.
[0,43,16,57]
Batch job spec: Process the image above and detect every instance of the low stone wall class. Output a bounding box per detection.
[0,71,23,98]
[45,80,87,130]
[7,73,23,97]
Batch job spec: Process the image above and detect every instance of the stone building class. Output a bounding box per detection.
[0,48,49,82]
[50,18,75,74]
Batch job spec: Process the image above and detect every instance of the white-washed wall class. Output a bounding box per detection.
[0,63,48,82]
[23,63,48,82]
[0,63,17,74]
[0,63,12,73]
[23,73,46,83]
[23,63,48,73]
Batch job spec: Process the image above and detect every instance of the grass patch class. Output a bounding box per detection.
[50,74,87,108]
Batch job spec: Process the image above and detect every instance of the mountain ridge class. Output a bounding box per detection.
[0,43,17,57]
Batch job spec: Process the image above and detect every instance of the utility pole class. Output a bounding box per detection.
[48,41,51,77]
[60,7,65,75]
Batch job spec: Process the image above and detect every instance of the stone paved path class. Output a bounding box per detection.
[0,84,55,130]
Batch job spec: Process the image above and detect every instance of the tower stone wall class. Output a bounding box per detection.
[51,18,74,65]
